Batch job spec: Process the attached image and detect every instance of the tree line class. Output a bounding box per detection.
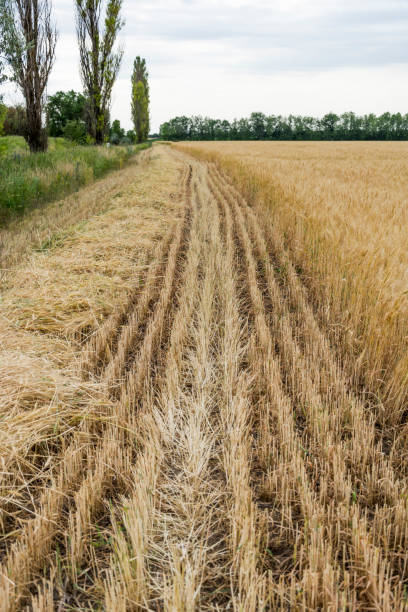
[0,0,150,152]
[160,112,408,141]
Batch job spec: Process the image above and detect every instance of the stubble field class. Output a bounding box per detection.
[0,142,407,610]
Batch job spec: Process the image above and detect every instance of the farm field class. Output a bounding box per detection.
[0,142,407,610]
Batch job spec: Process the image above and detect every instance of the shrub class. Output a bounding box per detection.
[47,90,87,137]
[109,132,120,145]
[63,119,87,144]
[3,105,27,137]
[0,103,6,134]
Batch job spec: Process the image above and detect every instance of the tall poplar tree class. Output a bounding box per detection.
[75,0,124,144]
[0,2,6,90]
[0,0,57,152]
[131,56,149,143]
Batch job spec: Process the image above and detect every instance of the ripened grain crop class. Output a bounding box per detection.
[1,142,407,610]
[177,141,408,421]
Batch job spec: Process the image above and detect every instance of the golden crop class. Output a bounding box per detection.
[178,141,408,421]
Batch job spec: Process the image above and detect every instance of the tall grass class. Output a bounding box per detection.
[0,138,151,225]
[0,135,77,157]
[0,135,30,157]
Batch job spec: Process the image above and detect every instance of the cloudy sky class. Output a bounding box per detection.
[3,0,408,131]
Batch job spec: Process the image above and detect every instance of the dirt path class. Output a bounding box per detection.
[1,147,407,610]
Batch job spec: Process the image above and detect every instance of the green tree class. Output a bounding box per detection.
[132,56,149,102]
[109,118,124,144]
[0,13,6,129]
[2,103,27,135]
[126,129,135,143]
[249,112,266,139]
[0,0,58,152]
[339,112,362,140]
[159,112,408,142]
[47,90,86,137]
[319,113,340,139]
[0,0,8,90]
[63,119,87,143]
[75,0,124,144]
[0,101,6,133]
[131,56,149,142]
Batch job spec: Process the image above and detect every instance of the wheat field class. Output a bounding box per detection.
[176,141,408,421]
[0,142,407,610]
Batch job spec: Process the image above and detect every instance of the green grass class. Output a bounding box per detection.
[0,137,151,225]
[0,135,30,158]
[0,136,78,158]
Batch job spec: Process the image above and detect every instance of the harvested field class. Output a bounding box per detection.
[0,143,407,610]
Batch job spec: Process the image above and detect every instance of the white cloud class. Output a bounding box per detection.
[2,0,408,131]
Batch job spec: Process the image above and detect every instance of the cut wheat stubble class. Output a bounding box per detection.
[0,161,193,611]
[211,162,408,610]
[24,161,196,609]
[212,165,408,587]
[54,163,195,606]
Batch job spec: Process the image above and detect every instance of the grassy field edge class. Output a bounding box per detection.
[0,139,152,226]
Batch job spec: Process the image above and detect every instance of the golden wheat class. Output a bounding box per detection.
[177,141,408,423]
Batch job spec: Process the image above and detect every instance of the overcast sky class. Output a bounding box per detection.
[3,0,408,131]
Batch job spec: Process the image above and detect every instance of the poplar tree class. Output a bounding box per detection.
[0,3,6,89]
[75,0,124,144]
[131,56,149,143]
[0,0,57,152]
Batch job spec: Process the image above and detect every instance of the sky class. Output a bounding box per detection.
[3,0,408,132]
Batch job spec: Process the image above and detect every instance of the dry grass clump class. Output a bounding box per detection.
[176,141,408,422]
[1,148,182,344]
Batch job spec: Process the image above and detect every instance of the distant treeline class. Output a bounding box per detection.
[159,112,408,141]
